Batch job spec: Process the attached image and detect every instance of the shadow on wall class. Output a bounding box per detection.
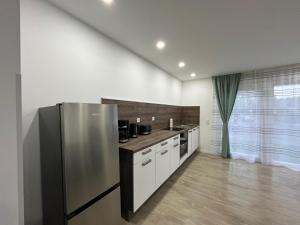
[23,112,43,225]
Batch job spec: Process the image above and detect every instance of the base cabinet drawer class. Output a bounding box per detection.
[133,155,155,212]
[68,187,123,225]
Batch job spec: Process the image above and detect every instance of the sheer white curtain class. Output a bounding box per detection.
[212,65,300,171]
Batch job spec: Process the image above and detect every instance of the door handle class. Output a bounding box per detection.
[142,149,152,155]
[161,141,168,146]
[161,150,168,155]
[142,159,152,166]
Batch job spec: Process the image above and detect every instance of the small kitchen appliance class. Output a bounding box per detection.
[118,120,130,143]
[129,123,139,138]
[138,124,152,135]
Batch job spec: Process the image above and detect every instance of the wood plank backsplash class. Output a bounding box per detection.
[101,98,200,130]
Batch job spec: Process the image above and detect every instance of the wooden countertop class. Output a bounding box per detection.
[119,124,199,153]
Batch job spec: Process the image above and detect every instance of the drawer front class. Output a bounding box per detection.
[133,153,156,212]
[68,187,123,225]
[156,139,170,153]
[173,134,180,146]
[155,148,171,189]
[133,145,156,164]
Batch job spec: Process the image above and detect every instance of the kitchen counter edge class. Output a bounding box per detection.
[119,124,199,153]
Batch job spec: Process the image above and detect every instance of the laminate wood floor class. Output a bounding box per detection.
[126,153,300,225]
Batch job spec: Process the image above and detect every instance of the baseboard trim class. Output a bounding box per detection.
[199,149,220,155]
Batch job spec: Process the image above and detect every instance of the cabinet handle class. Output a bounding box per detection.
[174,144,179,148]
[161,150,168,155]
[142,149,152,155]
[188,130,192,133]
[161,141,168,146]
[173,136,179,140]
[142,159,152,167]
[193,128,196,131]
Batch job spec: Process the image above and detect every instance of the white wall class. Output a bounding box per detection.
[21,0,182,224]
[181,78,215,154]
[0,1,23,225]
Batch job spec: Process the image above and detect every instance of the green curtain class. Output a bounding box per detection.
[213,73,241,158]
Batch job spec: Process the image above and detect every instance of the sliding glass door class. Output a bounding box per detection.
[212,65,300,171]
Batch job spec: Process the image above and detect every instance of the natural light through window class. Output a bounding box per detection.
[274,84,300,99]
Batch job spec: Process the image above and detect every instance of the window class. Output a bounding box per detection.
[212,67,300,171]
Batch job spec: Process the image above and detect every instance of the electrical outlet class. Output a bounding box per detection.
[137,117,141,123]
[152,116,155,121]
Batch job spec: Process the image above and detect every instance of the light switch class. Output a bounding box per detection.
[137,117,141,123]
[152,116,155,121]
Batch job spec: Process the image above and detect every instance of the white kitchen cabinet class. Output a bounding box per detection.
[188,129,193,157]
[192,126,200,153]
[170,135,180,174]
[196,126,200,150]
[155,140,171,189]
[130,128,199,215]
[133,147,156,212]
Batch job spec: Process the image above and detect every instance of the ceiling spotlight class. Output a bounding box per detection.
[101,0,114,5]
[178,62,186,68]
[190,73,196,77]
[156,41,166,50]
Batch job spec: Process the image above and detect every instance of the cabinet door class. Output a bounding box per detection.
[193,127,200,152]
[133,154,155,212]
[196,127,200,150]
[192,127,199,153]
[156,147,171,189]
[170,135,180,174]
[188,129,192,157]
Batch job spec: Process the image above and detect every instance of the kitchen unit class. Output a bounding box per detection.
[187,129,193,157]
[119,125,200,220]
[39,103,123,225]
[155,138,173,189]
[188,126,200,157]
[170,135,180,174]
[192,126,200,153]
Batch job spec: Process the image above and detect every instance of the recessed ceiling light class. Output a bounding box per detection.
[178,62,186,68]
[190,73,196,77]
[156,41,166,50]
[101,0,114,5]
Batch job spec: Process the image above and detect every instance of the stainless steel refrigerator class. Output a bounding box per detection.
[39,103,123,225]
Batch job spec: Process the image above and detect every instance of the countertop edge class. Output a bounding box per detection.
[119,124,199,153]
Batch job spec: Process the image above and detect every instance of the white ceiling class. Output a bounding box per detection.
[48,0,300,80]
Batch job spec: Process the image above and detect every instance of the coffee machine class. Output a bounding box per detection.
[118,120,130,143]
[129,123,139,138]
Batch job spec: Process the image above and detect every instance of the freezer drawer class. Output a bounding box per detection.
[68,187,124,225]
